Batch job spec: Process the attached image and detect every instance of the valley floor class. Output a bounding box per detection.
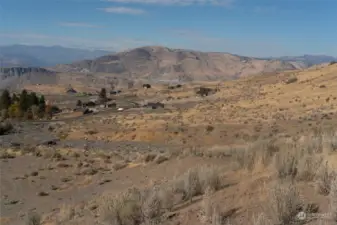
[1,64,337,225]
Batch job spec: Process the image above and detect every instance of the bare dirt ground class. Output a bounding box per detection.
[1,64,337,225]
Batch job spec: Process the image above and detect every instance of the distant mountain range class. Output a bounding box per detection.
[0,45,112,67]
[1,45,337,89]
[0,44,336,69]
[262,55,337,67]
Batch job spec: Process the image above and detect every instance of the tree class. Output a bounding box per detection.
[28,92,39,107]
[99,88,107,103]
[76,100,82,107]
[12,93,19,103]
[0,89,11,110]
[19,89,29,113]
[8,102,20,118]
[38,95,46,117]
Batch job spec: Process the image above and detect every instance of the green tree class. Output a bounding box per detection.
[38,95,46,117]
[19,89,29,113]
[0,89,12,110]
[12,93,19,103]
[28,92,39,107]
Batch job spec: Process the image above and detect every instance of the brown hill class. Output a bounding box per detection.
[54,46,306,81]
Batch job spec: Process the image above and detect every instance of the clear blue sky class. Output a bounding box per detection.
[0,0,336,57]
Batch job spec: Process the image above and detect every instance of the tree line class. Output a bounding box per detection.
[0,89,52,120]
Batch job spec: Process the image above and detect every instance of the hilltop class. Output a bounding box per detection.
[54,46,307,81]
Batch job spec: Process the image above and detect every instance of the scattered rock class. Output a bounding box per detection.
[4,200,19,205]
[37,191,49,197]
[30,171,39,177]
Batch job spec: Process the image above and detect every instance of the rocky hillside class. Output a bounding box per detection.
[265,55,337,67]
[0,67,58,90]
[54,46,306,81]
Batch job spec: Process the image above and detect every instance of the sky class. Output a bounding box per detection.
[0,0,336,57]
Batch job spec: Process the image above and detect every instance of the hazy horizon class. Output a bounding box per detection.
[1,44,337,59]
[0,0,336,58]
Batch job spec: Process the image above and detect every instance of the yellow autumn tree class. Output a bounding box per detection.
[8,102,21,118]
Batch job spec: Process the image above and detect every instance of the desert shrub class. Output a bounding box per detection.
[142,188,165,223]
[253,213,271,225]
[285,77,298,84]
[100,189,143,225]
[172,166,222,202]
[296,155,324,181]
[301,135,323,154]
[26,212,41,225]
[232,145,257,171]
[57,204,75,223]
[183,168,203,201]
[1,109,8,120]
[322,132,337,153]
[329,61,337,65]
[260,141,280,167]
[274,150,299,180]
[329,176,337,222]
[0,121,13,135]
[268,182,303,225]
[100,186,172,225]
[112,161,128,171]
[315,162,337,195]
[31,105,39,119]
[201,186,215,222]
[154,154,169,164]
[199,166,222,192]
[200,186,224,225]
[143,153,157,162]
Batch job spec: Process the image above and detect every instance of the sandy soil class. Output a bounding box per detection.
[1,64,337,225]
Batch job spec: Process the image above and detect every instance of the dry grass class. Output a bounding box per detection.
[231,145,257,171]
[112,161,128,171]
[315,162,337,196]
[26,212,41,225]
[267,182,303,225]
[200,186,225,225]
[329,176,337,222]
[57,204,75,223]
[172,166,222,202]
[253,213,271,225]
[99,186,172,225]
